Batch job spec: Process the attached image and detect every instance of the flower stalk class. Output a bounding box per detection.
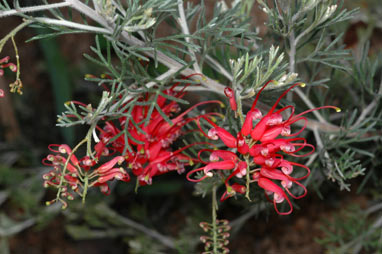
[212,184,218,254]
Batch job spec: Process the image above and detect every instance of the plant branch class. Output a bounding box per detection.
[0,20,33,53]
[337,213,382,254]
[34,17,111,34]
[288,28,328,123]
[295,87,328,123]
[205,55,233,82]
[177,0,201,73]
[0,2,71,18]
[66,0,226,93]
[312,127,349,190]
[0,203,61,237]
[95,203,176,249]
[288,30,296,73]
[66,0,109,28]
[145,68,178,88]
[352,75,382,128]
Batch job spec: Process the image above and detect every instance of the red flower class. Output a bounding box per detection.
[42,144,130,206]
[189,81,340,214]
[224,87,237,111]
[187,149,249,201]
[92,76,222,186]
[0,56,17,76]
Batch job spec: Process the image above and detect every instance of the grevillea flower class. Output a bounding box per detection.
[188,81,340,215]
[94,79,222,186]
[42,144,130,207]
[47,75,221,197]
[44,76,221,206]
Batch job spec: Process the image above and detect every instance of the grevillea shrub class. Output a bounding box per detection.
[1,1,381,253]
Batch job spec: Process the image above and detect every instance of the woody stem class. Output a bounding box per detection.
[212,184,218,254]
[288,28,327,123]
[82,174,89,204]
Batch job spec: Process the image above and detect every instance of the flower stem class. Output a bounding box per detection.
[10,36,20,80]
[177,0,201,73]
[211,184,218,254]
[82,174,89,204]
[288,28,327,123]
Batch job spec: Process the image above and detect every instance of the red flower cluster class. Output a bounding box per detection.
[43,78,220,206]
[43,144,130,207]
[94,83,219,186]
[187,81,340,215]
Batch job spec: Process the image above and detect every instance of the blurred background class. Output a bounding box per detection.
[1,0,382,253]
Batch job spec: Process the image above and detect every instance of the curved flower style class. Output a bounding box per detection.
[188,81,340,215]
[42,144,130,207]
[0,56,16,76]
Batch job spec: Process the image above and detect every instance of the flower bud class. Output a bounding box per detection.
[224,87,237,111]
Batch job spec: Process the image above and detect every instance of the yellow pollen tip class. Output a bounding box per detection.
[45,201,51,206]
[211,117,217,122]
[220,102,225,108]
[189,160,194,166]
[299,83,306,87]
[335,107,341,113]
